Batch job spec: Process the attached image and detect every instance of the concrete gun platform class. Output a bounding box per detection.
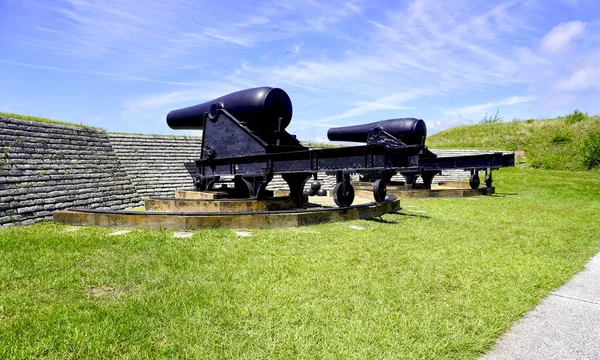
[352,181,495,198]
[53,192,401,229]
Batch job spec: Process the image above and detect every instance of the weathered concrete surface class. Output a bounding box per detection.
[53,197,400,229]
[352,183,495,198]
[145,196,305,212]
[175,189,231,199]
[481,252,600,360]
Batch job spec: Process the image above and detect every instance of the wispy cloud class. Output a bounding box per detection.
[541,21,587,54]
[4,0,366,73]
[2,0,600,139]
[316,89,436,123]
[443,95,539,117]
[0,59,202,86]
[553,50,600,92]
[120,81,253,118]
[250,0,542,97]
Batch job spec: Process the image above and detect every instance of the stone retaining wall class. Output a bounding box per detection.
[107,134,202,198]
[0,117,140,227]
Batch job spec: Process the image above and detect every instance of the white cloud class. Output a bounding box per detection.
[4,0,599,139]
[514,48,550,65]
[315,89,436,123]
[0,59,201,86]
[541,21,587,54]
[554,67,600,92]
[121,83,245,116]
[443,96,539,117]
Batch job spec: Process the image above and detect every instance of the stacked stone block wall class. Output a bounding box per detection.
[0,117,141,227]
[106,134,203,198]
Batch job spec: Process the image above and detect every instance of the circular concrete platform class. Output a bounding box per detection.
[352,181,495,198]
[53,195,400,229]
[145,195,305,212]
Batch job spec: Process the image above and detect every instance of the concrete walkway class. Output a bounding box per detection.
[481,253,600,359]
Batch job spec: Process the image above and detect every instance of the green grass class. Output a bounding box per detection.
[1,167,599,358]
[0,112,100,130]
[427,111,600,170]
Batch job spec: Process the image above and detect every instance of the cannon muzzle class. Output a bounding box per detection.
[167,87,293,132]
[327,118,427,145]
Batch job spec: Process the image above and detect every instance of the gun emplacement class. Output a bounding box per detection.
[167,87,514,207]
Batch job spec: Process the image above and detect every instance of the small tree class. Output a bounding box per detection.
[565,109,588,124]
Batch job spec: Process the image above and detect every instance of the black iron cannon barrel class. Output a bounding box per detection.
[166,87,293,132]
[327,118,427,145]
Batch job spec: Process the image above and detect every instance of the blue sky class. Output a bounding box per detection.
[1,0,599,142]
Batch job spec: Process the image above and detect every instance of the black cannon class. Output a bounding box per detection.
[325,118,514,189]
[167,87,297,147]
[328,118,427,146]
[167,87,514,207]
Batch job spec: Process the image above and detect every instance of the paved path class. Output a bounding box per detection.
[481,253,600,359]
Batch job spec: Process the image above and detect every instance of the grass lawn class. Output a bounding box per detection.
[1,167,599,359]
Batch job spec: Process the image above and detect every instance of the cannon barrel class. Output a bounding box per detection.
[327,118,427,145]
[167,87,293,132]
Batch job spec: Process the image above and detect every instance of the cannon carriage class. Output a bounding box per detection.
[167,87,514,207]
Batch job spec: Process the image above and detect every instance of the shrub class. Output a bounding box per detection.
[480,109,504,124]
[551,134,571,144]
[582,131,600,170]
[565,109,588,124]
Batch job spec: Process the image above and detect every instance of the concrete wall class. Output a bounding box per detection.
[107,134,202,198]
[0,116,141,227]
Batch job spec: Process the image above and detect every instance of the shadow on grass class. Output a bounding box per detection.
[366,217,400,224]
[492,192,520,197]
[368,210,431,221]
[397,212,430,219]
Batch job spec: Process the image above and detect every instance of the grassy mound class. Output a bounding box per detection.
[427,111,600,170]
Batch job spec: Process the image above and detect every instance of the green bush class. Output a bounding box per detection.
[565,109,588,124]
[480,109,504,124]
[551,134,571,144]
[582,131,600,170]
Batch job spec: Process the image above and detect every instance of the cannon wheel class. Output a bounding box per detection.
[333,182,355,207]
[373,179,387,202]
[469,173,480,189]
[485,172,493,188]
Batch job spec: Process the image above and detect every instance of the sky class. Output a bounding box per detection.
[1,0,599,142]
